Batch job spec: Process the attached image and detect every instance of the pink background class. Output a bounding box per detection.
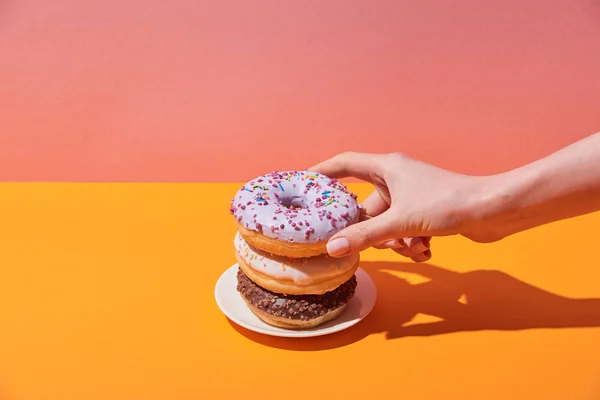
[1,0,599,182]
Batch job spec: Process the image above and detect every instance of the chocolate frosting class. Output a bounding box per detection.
[236,268,357,321]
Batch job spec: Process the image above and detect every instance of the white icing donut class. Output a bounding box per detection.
[233,232,358,284]
[229,170,361,244]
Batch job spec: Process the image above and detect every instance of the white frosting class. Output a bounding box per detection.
[234,232,358,283]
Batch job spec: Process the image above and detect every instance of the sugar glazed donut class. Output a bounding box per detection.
[229,171,361,258]
[233,231,359,295]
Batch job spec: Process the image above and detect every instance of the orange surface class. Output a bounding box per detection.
[1,182,599,399]
[1,1,600,181]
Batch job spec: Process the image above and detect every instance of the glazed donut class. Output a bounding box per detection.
[236,268,357,330]
[233,231,359,295]
[230,171,361,258]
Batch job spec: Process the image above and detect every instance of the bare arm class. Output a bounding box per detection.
[310,132,600,259]
[467,132,600,241]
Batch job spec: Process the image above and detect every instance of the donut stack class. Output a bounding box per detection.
[229,170,362,329]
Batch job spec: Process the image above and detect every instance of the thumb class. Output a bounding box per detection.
[326,210,405,257]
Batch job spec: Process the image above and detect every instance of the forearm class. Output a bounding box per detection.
[476,132,600,238]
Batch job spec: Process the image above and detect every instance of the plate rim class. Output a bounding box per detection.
[214,263,377,338]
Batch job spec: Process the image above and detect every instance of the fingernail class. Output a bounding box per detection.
[327,237,351,257]
[413,251,431,262]
[383,239,404,248]
[411,241,429,254]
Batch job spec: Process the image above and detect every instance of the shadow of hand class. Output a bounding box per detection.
[229,260,600,350]
[373,262,600,339]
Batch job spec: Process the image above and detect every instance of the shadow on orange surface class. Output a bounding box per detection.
[230,261,600,351]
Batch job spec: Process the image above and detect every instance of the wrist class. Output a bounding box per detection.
[461,169,540,242]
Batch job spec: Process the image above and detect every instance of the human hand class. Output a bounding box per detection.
[309,152,487,261]
[359,212,433,262]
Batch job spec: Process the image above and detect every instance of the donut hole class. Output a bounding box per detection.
[279,196,307,210]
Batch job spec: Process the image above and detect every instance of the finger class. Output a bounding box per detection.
[377,236,430,252]
[360,190,390,220]
[392,247,432,262]
[373,238,404,249]
[389,237,431,259]
[403,236,431,254]
[411,249,432,263]
[326,210,402,257]
[309,152,383,182]
[391,247,414,258]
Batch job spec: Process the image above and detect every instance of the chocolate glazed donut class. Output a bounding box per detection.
[236,268,357,329]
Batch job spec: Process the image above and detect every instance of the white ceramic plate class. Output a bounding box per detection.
[214,264,377,338]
